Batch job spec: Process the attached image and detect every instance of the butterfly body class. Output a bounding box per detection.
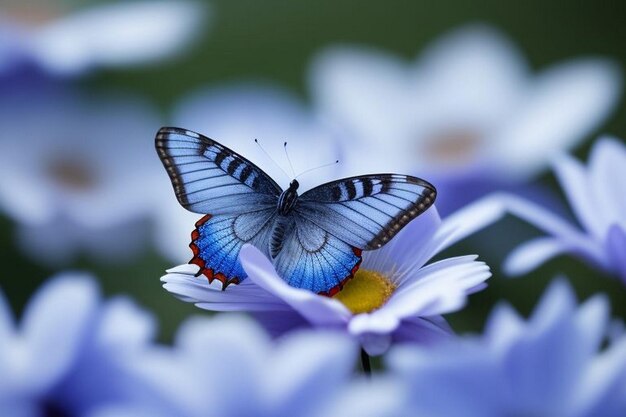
[156,127,436,294]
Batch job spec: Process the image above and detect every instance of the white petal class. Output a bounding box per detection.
[348,312,400,335]
[427,194,508,256]
[240,245,351,326]
[161,268,290,311]
[21,274,99,392]
[384,256,491,318]
[32,1,208,74]
[503,237,573,276]
[492,59,620,179]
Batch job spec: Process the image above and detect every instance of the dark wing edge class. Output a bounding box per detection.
[155,126,282,212]
[299,174,437,250]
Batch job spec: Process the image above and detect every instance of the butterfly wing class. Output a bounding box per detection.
[155,127,282,215]
[296,174,436,251]
[273,214,362,295]
[156,127,283,287]
[273,174,435,294]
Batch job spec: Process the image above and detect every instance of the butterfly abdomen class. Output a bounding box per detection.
[269,216,295,258]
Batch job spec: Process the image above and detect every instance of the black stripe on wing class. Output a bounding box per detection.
[156,127,282,214]
[298,174,436,250]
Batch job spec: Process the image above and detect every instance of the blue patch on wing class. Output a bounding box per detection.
[190,215,247,288]
[190,210,275,288]
[273,216,362,295]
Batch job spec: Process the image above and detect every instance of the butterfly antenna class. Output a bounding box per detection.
[295,159,340,180]
[283,141,297,178]
[254,138,291,180]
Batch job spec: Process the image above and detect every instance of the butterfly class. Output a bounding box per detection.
[156,127,437,295]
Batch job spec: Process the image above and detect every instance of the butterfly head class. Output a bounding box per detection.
[288,179,300,191]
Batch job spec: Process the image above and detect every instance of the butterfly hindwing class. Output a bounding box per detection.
[190,208,276,287]
[296,174,436,250]
[156,127,281,215]
[273,214,362,295]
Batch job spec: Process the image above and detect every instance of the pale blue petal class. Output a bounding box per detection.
[589,137,626,227]
[503,236,573,276]
[268,332,357,416]
[492,59,621,178]
[21,274,98,393]
[606,225,626,283]
[32,1,208,74]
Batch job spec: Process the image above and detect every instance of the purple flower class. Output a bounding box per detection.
[309,25,621,214]
[388,279,626,416]
[501,137,626,284]
[91,315,403,417]
[0,274,159,417]
[0,87,162,264]
[0,1,207,76]
[162,198,504,355]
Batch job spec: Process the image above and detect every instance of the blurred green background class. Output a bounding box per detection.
[1,0,625,342]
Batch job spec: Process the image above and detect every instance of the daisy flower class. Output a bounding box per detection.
[0,273,160,417]
[0,87,161,264]
[155,82,341,263]
[388,279,626,416]
[162,197,503,355]
[502,136,626,284]
[91,314,404,417]
[0,0,207,76]
[309,24,621,213]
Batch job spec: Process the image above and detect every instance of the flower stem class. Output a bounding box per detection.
[360,347,371,377]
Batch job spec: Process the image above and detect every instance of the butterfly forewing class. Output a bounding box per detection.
[297,174,436,250]
[156,127,282,215]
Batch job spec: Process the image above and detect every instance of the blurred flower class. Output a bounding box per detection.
[309,24,621,213]
[388,279,626,417]
[162,197,504,355]
[502,137,626,284]
[0,273,159,417]
[156,82,341,263]
[0,87,161,264]
[0,0,207,76]
[90,315,402,417]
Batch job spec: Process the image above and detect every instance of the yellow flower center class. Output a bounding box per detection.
[333,269,396,314]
